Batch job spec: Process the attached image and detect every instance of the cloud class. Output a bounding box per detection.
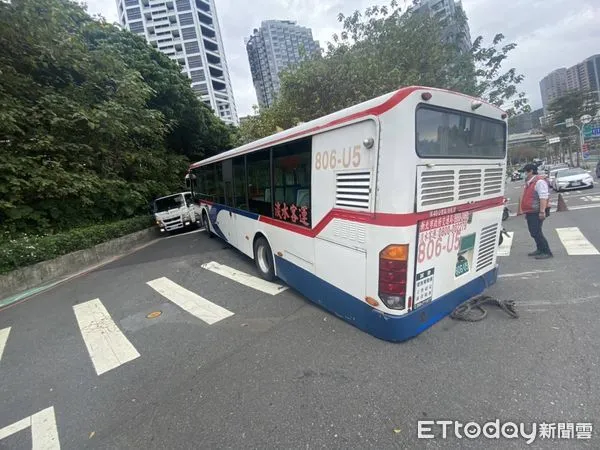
[85,0,600,116]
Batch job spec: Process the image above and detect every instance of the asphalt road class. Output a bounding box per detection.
[1,180,599,449]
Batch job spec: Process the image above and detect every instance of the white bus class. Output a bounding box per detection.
[187,86,508,342]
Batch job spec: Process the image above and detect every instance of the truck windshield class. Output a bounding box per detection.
[154,195,184,212]
[416,105,506,159]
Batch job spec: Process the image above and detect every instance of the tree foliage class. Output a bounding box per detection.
[546,90,600,129]
[0,0,233,234]
[238,1,530,143]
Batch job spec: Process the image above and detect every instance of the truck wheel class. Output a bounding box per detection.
[253,236,275,281]
[202,211,213,239]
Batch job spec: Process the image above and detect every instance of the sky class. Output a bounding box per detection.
[84,0,600,117]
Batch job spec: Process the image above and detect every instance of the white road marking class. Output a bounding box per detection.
[568,204,600,211]
[201,261,288,295]
[497,232,514,256]
[556,227,600,256]
[31,407,60,449]
[0,406,60,449]
[147,277,234,324]
[164,228,205,239]
[73,299,140,376]
[0,416,30,441]
[499,270,554,278]
[0,327,11,362]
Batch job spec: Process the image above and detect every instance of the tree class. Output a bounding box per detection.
[245,1,530,139]
[545,90,599,165]
[83,23,235,161]
[0,0,231,234]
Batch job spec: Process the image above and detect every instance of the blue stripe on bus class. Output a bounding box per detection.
[204,204,261,241]
[274,256,498,342]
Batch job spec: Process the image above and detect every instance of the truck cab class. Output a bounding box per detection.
[153,192,198,234]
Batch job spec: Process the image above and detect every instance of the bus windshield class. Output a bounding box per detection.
[416,105,506,159]
[154,194,184,212]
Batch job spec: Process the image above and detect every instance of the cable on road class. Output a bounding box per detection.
[450,295,519,322]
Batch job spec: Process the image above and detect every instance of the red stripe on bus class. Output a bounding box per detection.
[189,86,421,169]
[258,197,504,237]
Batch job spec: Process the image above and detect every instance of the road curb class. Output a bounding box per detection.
[0,227,160,308]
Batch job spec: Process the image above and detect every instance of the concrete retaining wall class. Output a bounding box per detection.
[0,227,159,300]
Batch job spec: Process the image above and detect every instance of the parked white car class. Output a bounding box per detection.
[153,192,199,233]
[552,168,595,191]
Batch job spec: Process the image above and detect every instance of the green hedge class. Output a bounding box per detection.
[0,216,154,275]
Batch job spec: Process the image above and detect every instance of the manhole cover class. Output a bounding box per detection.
[146,311,162,319]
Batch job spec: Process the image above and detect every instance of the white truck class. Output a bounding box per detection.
[152,192,199,234]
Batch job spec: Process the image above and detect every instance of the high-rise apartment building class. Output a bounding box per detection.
[246,20,319,108]
[540,55,600,112]
[539,68,567,112]
[412,0,472,54]
[116,0,238,125]
[565,55,600,96]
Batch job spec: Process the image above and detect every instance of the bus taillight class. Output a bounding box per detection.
[378,245,408,310]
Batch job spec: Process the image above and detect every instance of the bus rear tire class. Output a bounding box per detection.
[253,236,275,281]
[202,211,213,238]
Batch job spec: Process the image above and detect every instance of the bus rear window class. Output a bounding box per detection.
[416,106,506,159]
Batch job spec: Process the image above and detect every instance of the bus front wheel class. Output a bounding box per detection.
[253,236,275,281]
[202,211,213,239]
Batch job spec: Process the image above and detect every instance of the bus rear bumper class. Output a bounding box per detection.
[275,256,498,343]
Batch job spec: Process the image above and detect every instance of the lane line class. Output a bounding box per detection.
[0,406,60,449]
[73,299,140,376]
[200,261,288,295]
[567,203,600,211]
[165,228,205,240]
[0,416,30,441]
[556,227,600,256]
[499,270,554,278]
[497,231,514,256]
[147,277,234,325]
[0,327,11,362]
[31,406,60,449]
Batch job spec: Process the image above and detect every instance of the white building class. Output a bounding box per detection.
[116,0,238,125]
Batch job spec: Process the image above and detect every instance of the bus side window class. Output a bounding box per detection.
[272,137,312,227]
[246,149,272,217]
[232,156,248,210]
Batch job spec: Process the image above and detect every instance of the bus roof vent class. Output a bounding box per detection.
[336,171,371,210]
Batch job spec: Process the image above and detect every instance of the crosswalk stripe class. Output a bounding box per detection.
[200,261,288,295]
[147,277,234,324]
[0,406,60,449]
[31,406,60,449]
[0,327,11,363]
[73,299,141,376]
[497,232,514,256]
[556,227,600,256]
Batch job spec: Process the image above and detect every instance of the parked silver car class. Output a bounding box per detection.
[552,168,595,191]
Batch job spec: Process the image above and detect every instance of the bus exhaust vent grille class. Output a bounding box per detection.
[476,224,498,272]
[483,167,504,195]
[458,169,482,200]
[336,171,371,210]
[419,170,455,206]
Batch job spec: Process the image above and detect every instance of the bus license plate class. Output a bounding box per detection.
[455,257,469,277]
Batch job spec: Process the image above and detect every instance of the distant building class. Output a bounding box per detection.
[540,54,600,113]
[116,0,238,125]
[245,20,320,108]
[412,0,472,54]
[565,54,600,97]
[540,68,567,112]
[509,107,545,134]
